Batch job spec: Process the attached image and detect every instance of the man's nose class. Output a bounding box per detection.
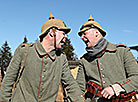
[81,34,84,40]
[64,34,68,40]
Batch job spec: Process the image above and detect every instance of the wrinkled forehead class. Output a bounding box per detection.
[81,28,98,36]
[85,28,97,33]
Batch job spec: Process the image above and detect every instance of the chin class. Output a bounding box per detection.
[86,45,93,48]
[86,44,90,48]
[56,46,62,49]
[57,47,61,49]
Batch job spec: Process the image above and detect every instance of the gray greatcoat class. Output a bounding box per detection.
[76,42,138,102]
[0,41,83,102]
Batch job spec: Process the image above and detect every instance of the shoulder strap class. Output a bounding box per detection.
[116,43,127,48]
[17,44,29,82]
[12,44,29,92]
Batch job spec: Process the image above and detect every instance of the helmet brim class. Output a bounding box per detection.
[40,26,71,37]
[78,27,91,36]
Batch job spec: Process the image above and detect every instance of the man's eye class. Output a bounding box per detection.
[63,32,66,35]
[83,33,86,35]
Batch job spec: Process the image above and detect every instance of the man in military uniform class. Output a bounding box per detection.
[76,15,138,102]
[0,13,84,102]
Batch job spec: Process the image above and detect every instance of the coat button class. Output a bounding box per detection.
[102,74,105,78]
[103,81,106,84]
[45,62,47,65]
[39,95,42,99]
[101,68,103,71]
[41,82,44,85]
[40,89,43,92]
[45,56,48,59]
[42,75,45,78]
[43,69,46,72]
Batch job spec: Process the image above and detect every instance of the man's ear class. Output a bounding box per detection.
[95,30,101,37]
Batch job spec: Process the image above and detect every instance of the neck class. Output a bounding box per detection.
[41,40,55,53]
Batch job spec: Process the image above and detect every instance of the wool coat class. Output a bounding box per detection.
[76,42,138,102]
[0,41,83,102]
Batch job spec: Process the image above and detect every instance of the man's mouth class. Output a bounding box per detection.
[84,38,89,45]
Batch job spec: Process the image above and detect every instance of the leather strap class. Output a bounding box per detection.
[12,43,29,92]
[52,28,56,49]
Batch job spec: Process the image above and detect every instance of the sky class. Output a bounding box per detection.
[0,0,138,59]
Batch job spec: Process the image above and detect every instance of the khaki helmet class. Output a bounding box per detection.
[78,16,106,37]
[40,12,71,36]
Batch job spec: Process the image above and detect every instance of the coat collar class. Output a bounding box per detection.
[82,41,117,60]
[96,42,117,58]
[35,41,56,61]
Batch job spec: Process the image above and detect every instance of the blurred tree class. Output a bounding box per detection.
[23,36,28,43]
[61,39,78,61]
[35,38,39,43]
[0,41,12,75]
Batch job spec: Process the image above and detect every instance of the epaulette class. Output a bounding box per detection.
[116,43,127,48]
[20,43,26,47]
[29,43,34,47]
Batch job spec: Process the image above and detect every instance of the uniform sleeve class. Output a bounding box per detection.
[116,47,138,93]
[0,45,23,101]
[61,56,84,102]
[76,60,86,94]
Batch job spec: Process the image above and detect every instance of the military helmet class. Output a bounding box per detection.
[40,12,71,36]
[78,16,106,37]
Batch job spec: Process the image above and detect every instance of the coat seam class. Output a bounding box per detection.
[37,57,44,102]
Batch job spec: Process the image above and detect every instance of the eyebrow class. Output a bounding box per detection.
[85,28,95,33]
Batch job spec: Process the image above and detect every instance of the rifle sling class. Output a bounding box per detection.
[13,44,29,91]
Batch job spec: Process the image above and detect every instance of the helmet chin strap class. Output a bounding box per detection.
[52,28,57,49]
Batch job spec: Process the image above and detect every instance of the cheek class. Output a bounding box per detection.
[88,35,95,42]
[56,35,62,42]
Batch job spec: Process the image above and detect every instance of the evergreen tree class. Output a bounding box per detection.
[61,39,78,61]
[23,36,28,43]
[0,41,12,73]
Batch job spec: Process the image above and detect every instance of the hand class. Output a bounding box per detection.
[101,86,115,99]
